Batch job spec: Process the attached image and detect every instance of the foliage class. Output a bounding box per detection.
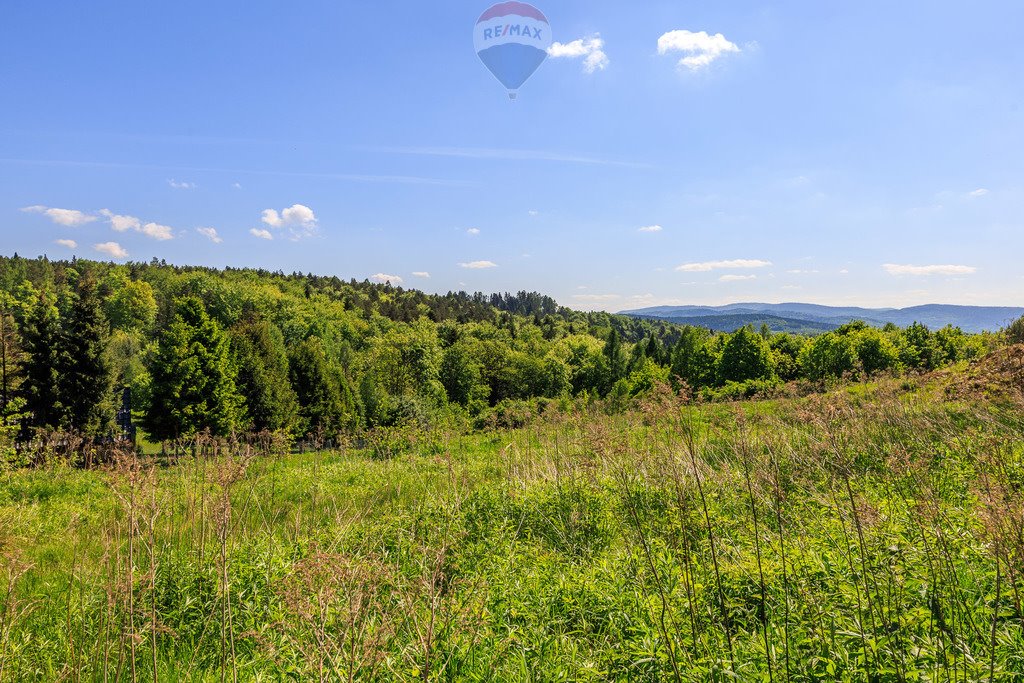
[143,296,242,440]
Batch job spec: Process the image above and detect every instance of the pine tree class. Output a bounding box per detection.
[288,337,352,437]
[230,315,299,433]
[143,297,242,441]
[58,277,114,434]
[20,294,63,430]
[0,299,22,415]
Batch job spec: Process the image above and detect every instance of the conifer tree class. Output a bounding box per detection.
[0,297,22,415]
[58,277,114,434]
[288,337,352,437]
[144,297,242,441]
[231,315,299,433]
[19,294,63,430]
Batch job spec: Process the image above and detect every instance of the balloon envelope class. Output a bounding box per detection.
[474,2,551,95]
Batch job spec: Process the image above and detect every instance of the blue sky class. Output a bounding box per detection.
[2,0,1022,310]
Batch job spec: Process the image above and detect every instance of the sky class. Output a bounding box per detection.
[2,0,1023,311]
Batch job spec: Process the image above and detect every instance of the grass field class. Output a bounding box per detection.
[1,353,1023,681]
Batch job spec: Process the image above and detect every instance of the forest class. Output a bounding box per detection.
[0,254,1005,453]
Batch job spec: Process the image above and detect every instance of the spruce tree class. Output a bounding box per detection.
[0,299,22,415]
[144,297,242,441]
[58,277,114,434]
[230,315,299,434]
[289,337,353,438]
[19,294,63,430]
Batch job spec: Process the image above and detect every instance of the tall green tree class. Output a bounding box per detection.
[58,277,114,433]
[602,328,627,392]
[800,332,860,381]
[231,316,299,433]
[0,296,22,415]
[19,294,63,430]
[289,337,353,437]
[143,297,242,440]
[440,341,489,409]
[717,327,775,384]
[671,327,716,389]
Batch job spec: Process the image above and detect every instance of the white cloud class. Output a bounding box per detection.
[719,274,757,282]
[250,228,274,240]
[232,182,243,189]
[786,269,820,274]
[658,30,741,70]
[99,209,141,233]
[98,209,173,241]
[466,227,481,236]
[54,239,78,249]
[883,263,977,276]
[528,210,539,217]
[370,273,404,285]
[638,225,663,233]
[21,205,97,227]
[141,222,174,241]
[548,34,609,73]
[261,204,318,240]
[168,179,197,190]
[94,241,128,259]
[572,293,621,303]
[459,261,498,269]
[968,188,989,198]
[196,227,223,244]
[412,271,431,278]
[676,258,772,272]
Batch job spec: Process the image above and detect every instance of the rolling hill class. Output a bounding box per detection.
[620,302,1024,334]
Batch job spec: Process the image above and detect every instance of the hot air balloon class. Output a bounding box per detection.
[474,2,552,99]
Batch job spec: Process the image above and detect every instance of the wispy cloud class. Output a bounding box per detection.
[21,205,97,227]
[196,227,223,243]
[638,225,663,233]
[548,34,609,73]
[658,30,741,70]
[883,263,977,276]
[94,241,128,259]
[466,227,481,236]
[54,239,77,249]
[412,271,431,279]
[459,261,498,269]
[370,273,404,285]
[168,179,197,190]
[376,147,648,168]
[0,157,474,187]
[250,228,273,240]
[676,259,772,272]
[572,293,621,303]
[968,188,989,198]
[719,274,757,282]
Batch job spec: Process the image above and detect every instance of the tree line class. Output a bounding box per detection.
[0,254,1009,446]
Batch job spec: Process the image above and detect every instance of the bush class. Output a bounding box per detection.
[1006,315,1024,345]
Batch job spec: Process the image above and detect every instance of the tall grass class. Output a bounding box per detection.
[0,370,1023,680]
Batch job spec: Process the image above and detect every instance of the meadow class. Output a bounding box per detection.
[1,351,1023,682]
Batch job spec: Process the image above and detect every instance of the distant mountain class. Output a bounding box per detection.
[619,303,1024,334]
